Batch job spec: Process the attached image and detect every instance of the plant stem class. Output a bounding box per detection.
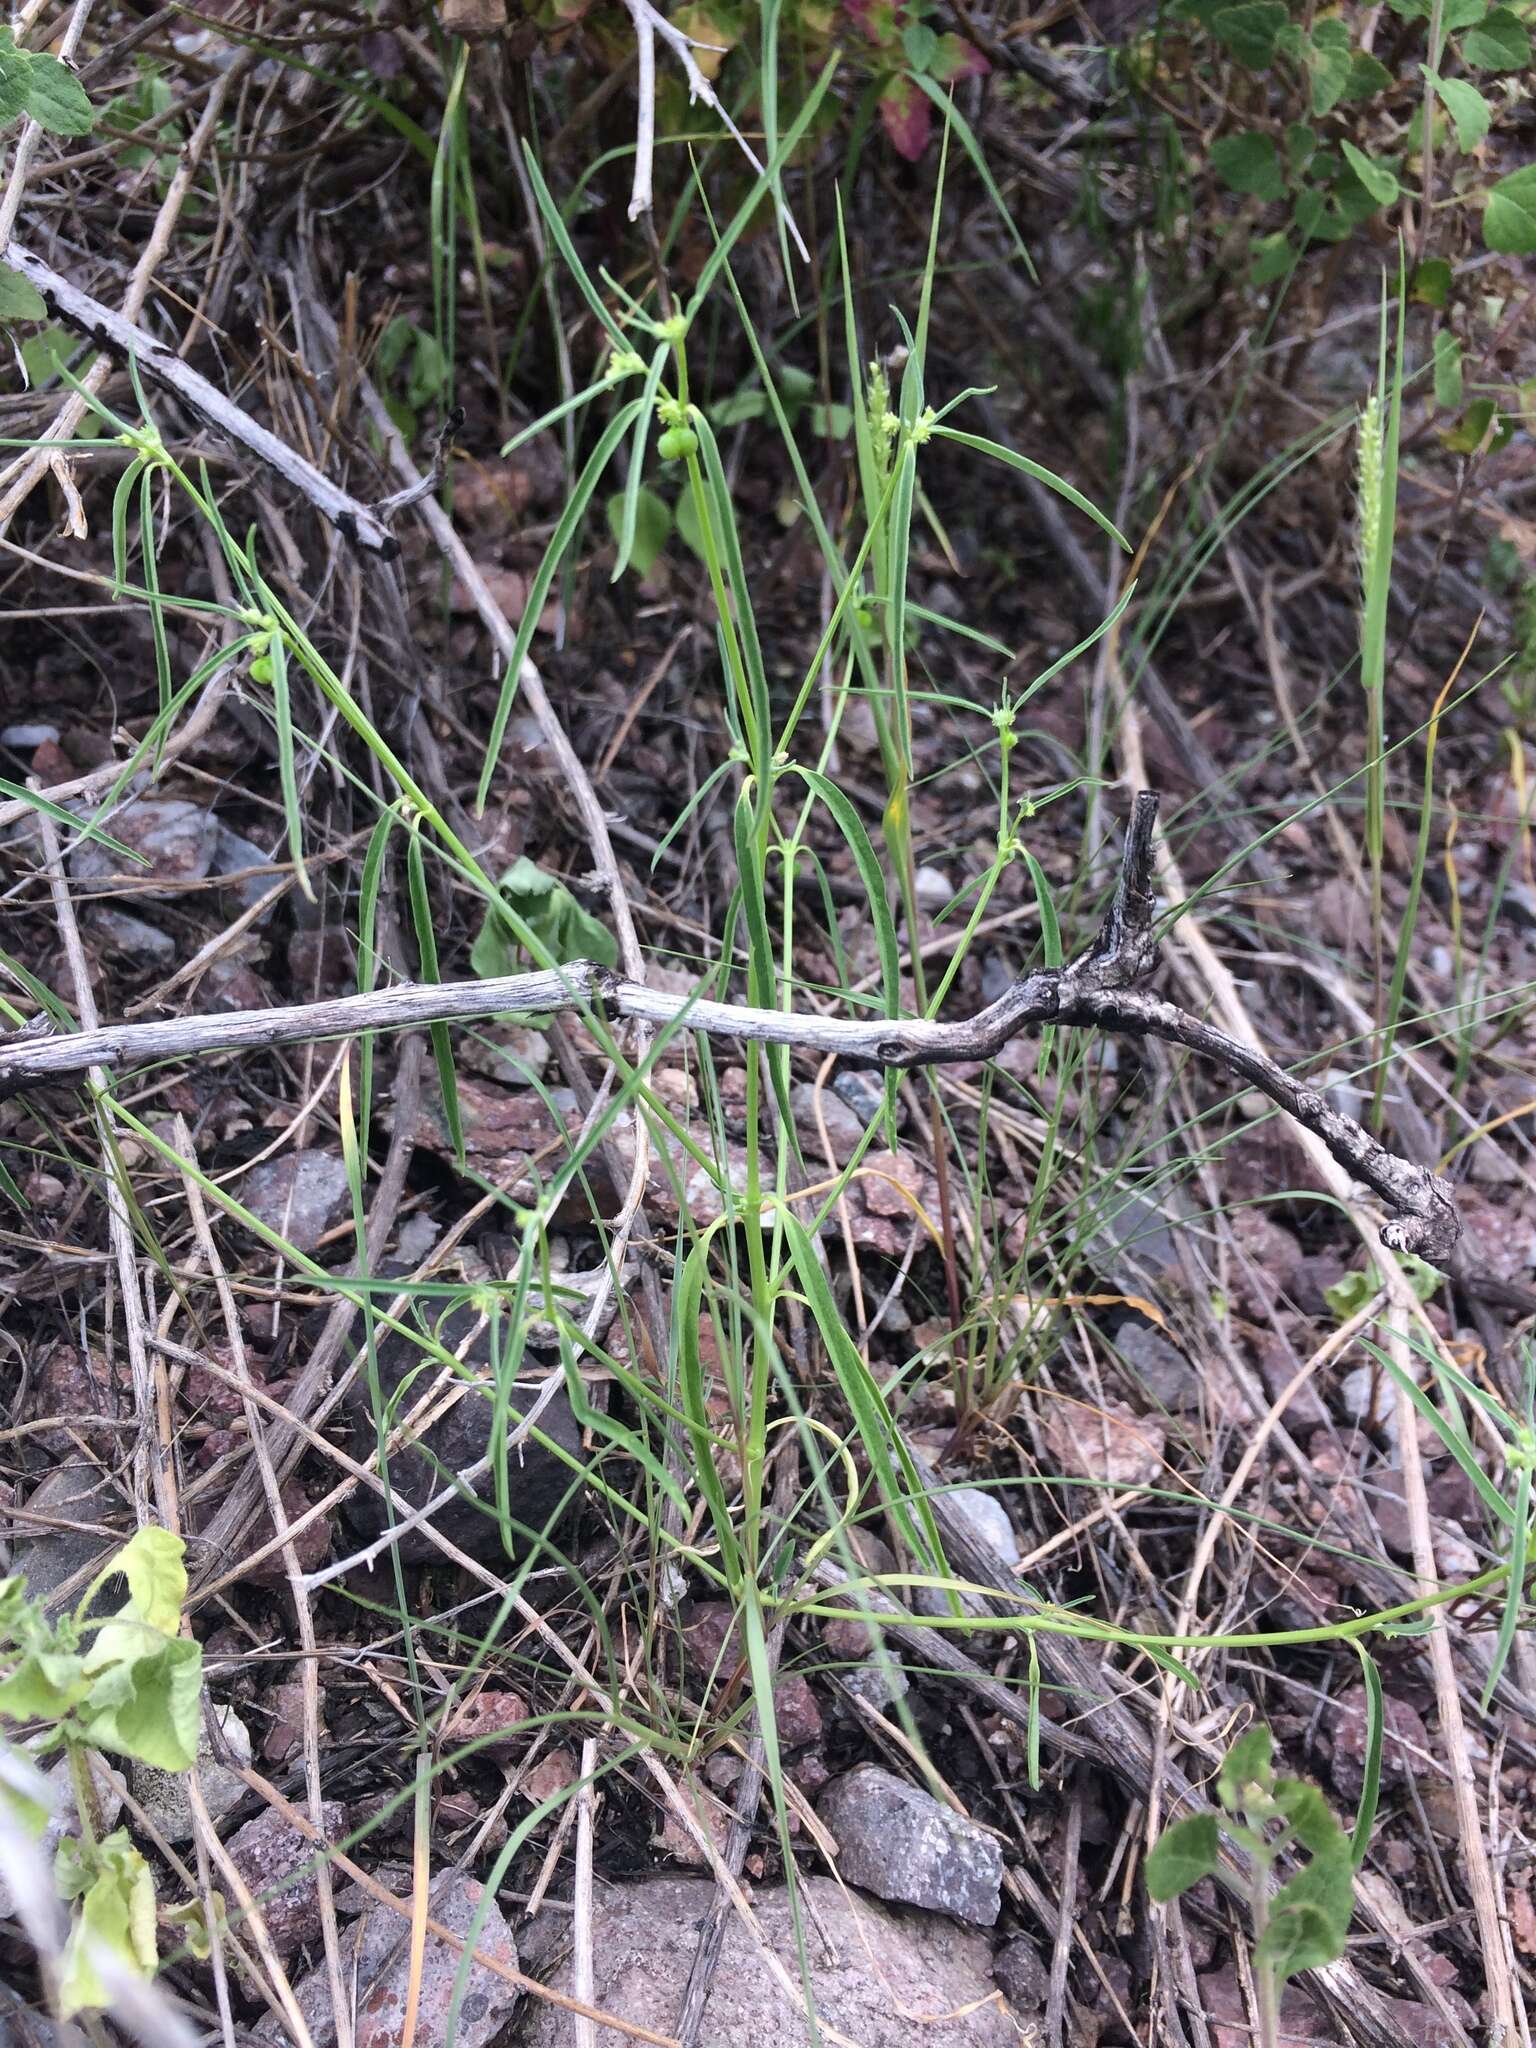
[1250,1845,1279,2048]
[67,1742,99,1854]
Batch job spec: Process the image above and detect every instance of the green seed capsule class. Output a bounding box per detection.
[657,426,698,461]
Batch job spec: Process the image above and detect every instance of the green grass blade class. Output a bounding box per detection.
[611,344,670,582]
[792,766,900,1023]
[406,825,463,1170]
[476,398,645,811]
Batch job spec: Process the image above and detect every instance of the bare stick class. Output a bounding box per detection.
[0,796,1460,1260]
[618,0,808,257]
[1,241,399,558]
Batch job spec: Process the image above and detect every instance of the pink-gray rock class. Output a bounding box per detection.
[678,1602,824,1748]
[239,1150,351,1256]
[817,1763,1003,1926]
[262,1869,517,2048]
[1327,1684,1430,1802]
[518,1874,1022,2046]
[225,1802,345,1960]
[445,1688,531,1761]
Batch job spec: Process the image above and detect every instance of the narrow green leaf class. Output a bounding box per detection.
[1433,328,1464,408]
[1347,1645,1384,1864]
[1481,1460,1530,1711]
[610,344,670,581]
[909,74,1034,277]
[476,398,644,810]
[793,767,901,1025]
[932,428,1128,549]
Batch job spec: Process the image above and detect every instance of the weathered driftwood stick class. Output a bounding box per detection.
[0,796,1461,1259]
[2,241,399,558]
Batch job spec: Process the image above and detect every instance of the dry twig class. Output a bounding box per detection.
[1,242,399,555]
[0,795,1461,1261]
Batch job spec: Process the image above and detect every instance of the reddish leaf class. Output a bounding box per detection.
[879,73,931,160]
[930,30,990,82]
[844,0,901,45]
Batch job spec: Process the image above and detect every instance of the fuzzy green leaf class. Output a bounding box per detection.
[1411,257,1454,306]
[1249,232,1294,284]
[1211,131,1285,198]
[79,1626,202,1770]
[1208,1,1290,67]
[471,856,618,981]
[1146,1813,1220,1900]
[0,1647,89,1722]
[1343,50,1393,98]
[1461,5,1530,68]
[1484,165,1536,254]
[1273,1777,1351,1860]
[0,33,33,123]
[0,265,45,322]
[1340,141,1400,207]
[605,485,670,577]
[109,1526,187,1637]
[1255,1849,1353,1985]
[1305,20,1354,114]
[1425,68,1492,150]
[57,1830,158,2017]
[1219,1724,1275,1807]
[19,51,94,135]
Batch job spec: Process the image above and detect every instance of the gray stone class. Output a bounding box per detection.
[88,907,176,968]
[1115,1321,1199,1410]
[993,1933,1050,2012]
[518,1873,1021,2046]
[912,1484,1020,1620]
[70,799,220,895]
[817,1764,1003,1926]
[132,1703,251,1843]
[336,1304,586,1563]
[212,825,283,912]
[914,864,953,911]
[263,1869,517,2048]
[788,1081,867,1163]
[1087,1186,1180,1276]
[832,1069,889,1125]
[12,1465,130,1610]
[240,1150,351,1255]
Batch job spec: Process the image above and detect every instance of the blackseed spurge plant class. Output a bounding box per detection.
[0,1528,205,2019]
